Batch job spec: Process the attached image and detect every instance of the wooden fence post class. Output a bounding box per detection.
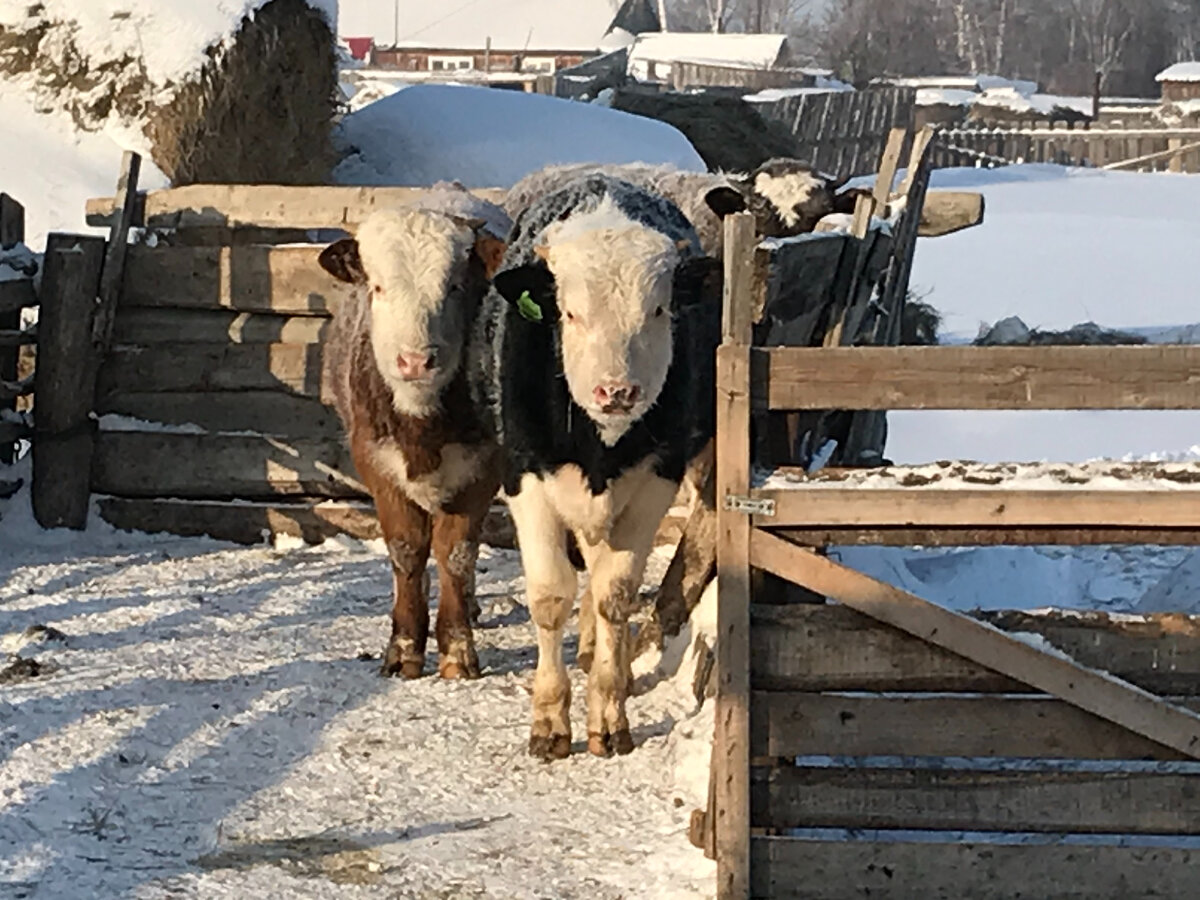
[715,212,756,900]
[32,234,105,529]
[0,194,25,465]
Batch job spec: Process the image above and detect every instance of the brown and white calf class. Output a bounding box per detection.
[320,202,507,679]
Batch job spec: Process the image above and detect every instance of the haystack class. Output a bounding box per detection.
[0,0,338,186]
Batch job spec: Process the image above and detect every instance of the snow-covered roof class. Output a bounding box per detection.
[0,0,337,87]
[337,0,621,52]
[880,74,1039,95]
[1157,62,1200,83]
[628,32,788,69]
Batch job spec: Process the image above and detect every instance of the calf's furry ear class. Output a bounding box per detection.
[319,238,366,284]
[492,263,558,318]
[704,186,748,219]
[473,234,507,280]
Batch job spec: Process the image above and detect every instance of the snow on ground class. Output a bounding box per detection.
[333,84,705,189]
[0,90,168,250]
[0,468,714,899]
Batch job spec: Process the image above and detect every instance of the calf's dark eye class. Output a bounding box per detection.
[654,306,665,318]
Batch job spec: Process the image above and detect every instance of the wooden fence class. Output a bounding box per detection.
[695,232,1200,897]
[0,194,35,469]
[934,123,1200,172]
[754,88,917,179]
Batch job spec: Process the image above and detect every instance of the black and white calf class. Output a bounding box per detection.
[471,175,722,759]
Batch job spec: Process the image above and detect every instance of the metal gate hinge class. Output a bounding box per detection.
[723,494,776,517]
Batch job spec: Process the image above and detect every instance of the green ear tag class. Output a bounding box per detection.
[516,290,543,323]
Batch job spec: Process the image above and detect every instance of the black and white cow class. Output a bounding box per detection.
[470,175,722,759]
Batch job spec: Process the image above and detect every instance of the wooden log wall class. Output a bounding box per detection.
[0,193,35,467]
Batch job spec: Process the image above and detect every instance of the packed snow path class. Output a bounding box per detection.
[0,530,714,899]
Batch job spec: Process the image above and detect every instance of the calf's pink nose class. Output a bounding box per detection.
[594,382,641,412]
[397,351,437,380]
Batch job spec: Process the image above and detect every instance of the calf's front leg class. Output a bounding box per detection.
[375,485,433,679]
[508,475,578,760]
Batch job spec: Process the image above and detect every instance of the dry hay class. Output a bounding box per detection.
[610,87,799,173]
[0,0,337,186]
[147,0,337,185]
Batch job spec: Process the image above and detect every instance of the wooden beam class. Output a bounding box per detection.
[94,496,517,549]
[0,193,23,249]
[92,151,141,351]
[111,308,331,345]
[120,244,350,315]
[0,329,36,347]
[96,390,342,438]
[751,693,1189,760]
[97,343,328,398]
[750,836,1200,899]
[0,375,33,402]
[751,603,1200,695]
[917,190,985,237]
[715,212,756,900]
[748,530,1200,758]
[757,345,1200,411]
[0,279,37,315]
[86,184,509,230]
[1103,139,1200,171]
[0,194,25,465]
[751,488,1200,529]
[32,235,106,529]
[777,525,1200,547]
[754,764,1200,833]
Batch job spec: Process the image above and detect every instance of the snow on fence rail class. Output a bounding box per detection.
[696,217,1200,897]
[934,124,1200,172]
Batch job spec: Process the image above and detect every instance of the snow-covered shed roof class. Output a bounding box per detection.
[337,0,622,52]
[628,32,789,69]
[1157,63,1200,83]
[0,0,337,87]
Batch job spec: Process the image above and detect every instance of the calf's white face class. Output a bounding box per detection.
[321,209,501,417]
[537,199,680,447]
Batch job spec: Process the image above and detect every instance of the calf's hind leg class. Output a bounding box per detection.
[508,475,578,759]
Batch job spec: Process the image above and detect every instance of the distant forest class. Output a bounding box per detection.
[661,0,1200,95]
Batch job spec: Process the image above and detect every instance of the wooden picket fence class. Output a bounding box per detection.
[935,124,1200,172]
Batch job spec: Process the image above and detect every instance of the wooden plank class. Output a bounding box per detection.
[749,531,1200,758]
[96,390,343,438]
[777,525,1200,547]
[750,836,1200,900]
[97,343,328,397]
[1103,139,1200,171]
[86,184,508,229]
[751,603,1200,695]
[94,496,516,549]
[0,375,33,402]
[112,308,331,345]
[91,431,364,500]
[0,193,23,249]
[751,693,1190,760]
[120,244,351,315]
[0,329,36,346]
[918,190,985,237]
[753,765,1200,833]
[0,279,37,314]
[715,211,756,900]
[92,151,140,350]
[32,234,106,529]
[752,488,1200,530]
[757,346,1200,411]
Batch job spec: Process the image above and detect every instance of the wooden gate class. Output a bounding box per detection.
[704,213,1200,898]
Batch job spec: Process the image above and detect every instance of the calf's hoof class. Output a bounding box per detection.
[587,728,634,758]
[438,638,480,680]
[529,731,571,760]
[381,642,425,679]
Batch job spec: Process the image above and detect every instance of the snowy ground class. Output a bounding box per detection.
[0,472,715,899]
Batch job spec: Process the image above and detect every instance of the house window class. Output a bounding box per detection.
[429,55,474,72]
[521,56,557,74]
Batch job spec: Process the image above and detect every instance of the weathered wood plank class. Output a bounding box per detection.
[750,532,1200,758]
[754,488,1200,529]
[750,836,1200,900]
[757,345,1200,411]
[0,328,36,346]
[750,604,1200,695]
[0,279,37,314]
[91,431,363,500]
[120,244,351,315]
[753,765,1200,833]
[751,693,1190,761]
[32,234,106,529]
[716,212,757,900]
[97,343,328,397]
[0,375,34,402]
[0,193,23,249]
[112,308,331,345]
[776,526,1200,547]
[919,190,986,237]
[93,151,140,350]
[86,184,508,229]
[96,390,343,437]
[95,496,517,549]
